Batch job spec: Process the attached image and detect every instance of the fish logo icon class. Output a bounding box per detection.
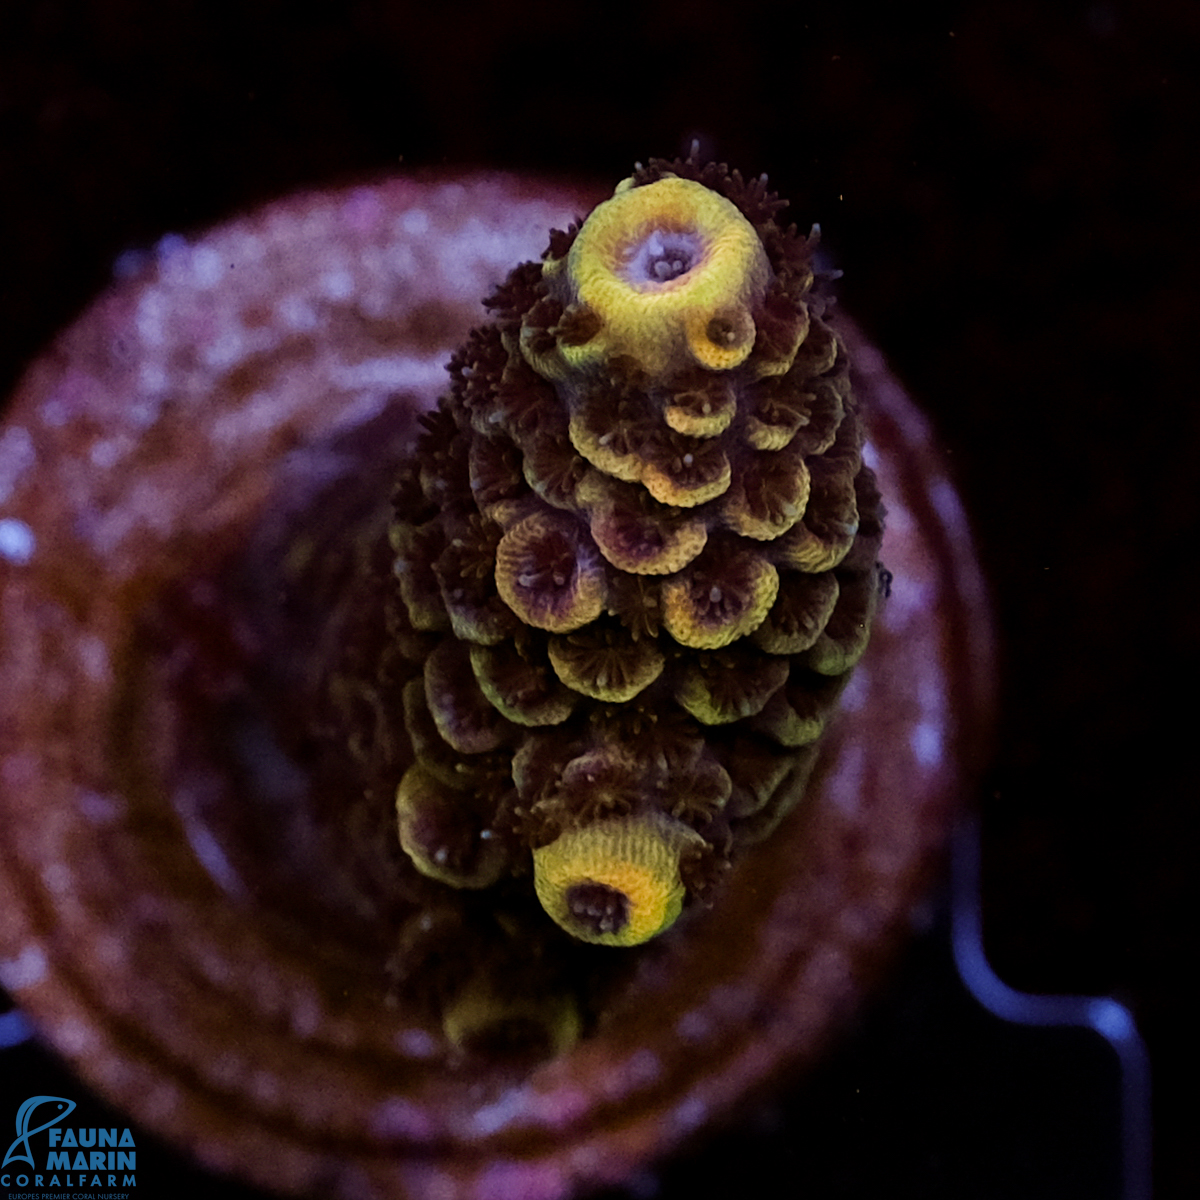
[2,1095,76,1169]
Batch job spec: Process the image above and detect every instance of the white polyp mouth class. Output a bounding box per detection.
[621,227,706,288]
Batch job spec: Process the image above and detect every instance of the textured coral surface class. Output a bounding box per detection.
[386,158,887,945]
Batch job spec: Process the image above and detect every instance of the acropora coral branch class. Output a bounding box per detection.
[388,156,886,946]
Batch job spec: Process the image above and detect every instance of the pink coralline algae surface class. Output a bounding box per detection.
[0,173,993,1199]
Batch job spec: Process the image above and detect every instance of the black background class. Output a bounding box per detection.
[1,1,1194,1197]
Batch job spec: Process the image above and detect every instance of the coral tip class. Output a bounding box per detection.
[388,154,888,946]
[532,816,705,946]
[553,177,771,375]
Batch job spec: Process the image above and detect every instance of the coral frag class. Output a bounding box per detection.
[388,158,886,946]
[0,166,992,1199]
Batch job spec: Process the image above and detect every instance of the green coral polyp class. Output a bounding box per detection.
[389,156,887,947]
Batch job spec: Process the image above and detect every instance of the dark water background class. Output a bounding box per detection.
[1,2,1193,1196]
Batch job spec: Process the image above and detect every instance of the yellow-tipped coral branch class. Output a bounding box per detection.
[545,177,771,377]
[388,154,887,946]
[532,816,705,947]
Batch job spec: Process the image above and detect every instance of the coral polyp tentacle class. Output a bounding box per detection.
[384,156,887,946]
[802,565,883,675]
[640,436,732,508]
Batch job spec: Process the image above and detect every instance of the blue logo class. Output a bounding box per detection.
[2,1096,76,1170]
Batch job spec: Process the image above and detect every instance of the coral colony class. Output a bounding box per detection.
[385,157,886,950]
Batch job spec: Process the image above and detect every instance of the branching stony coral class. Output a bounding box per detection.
[0,164,991,1188]
[388,154,886,947]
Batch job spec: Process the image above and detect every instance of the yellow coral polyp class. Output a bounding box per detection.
[662,556,779,649]
[663,387,737,438]
[547,630,665,702]
[641,448,731,508]
[554,178,770,376]
[396,764,509,889]
[721,456,810,541]
[494,512,605,633]
[674,654,790,725]
[532,815,703,946]
[773,519,857,573]
[567,413,645,483]
[583,493,708,575]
